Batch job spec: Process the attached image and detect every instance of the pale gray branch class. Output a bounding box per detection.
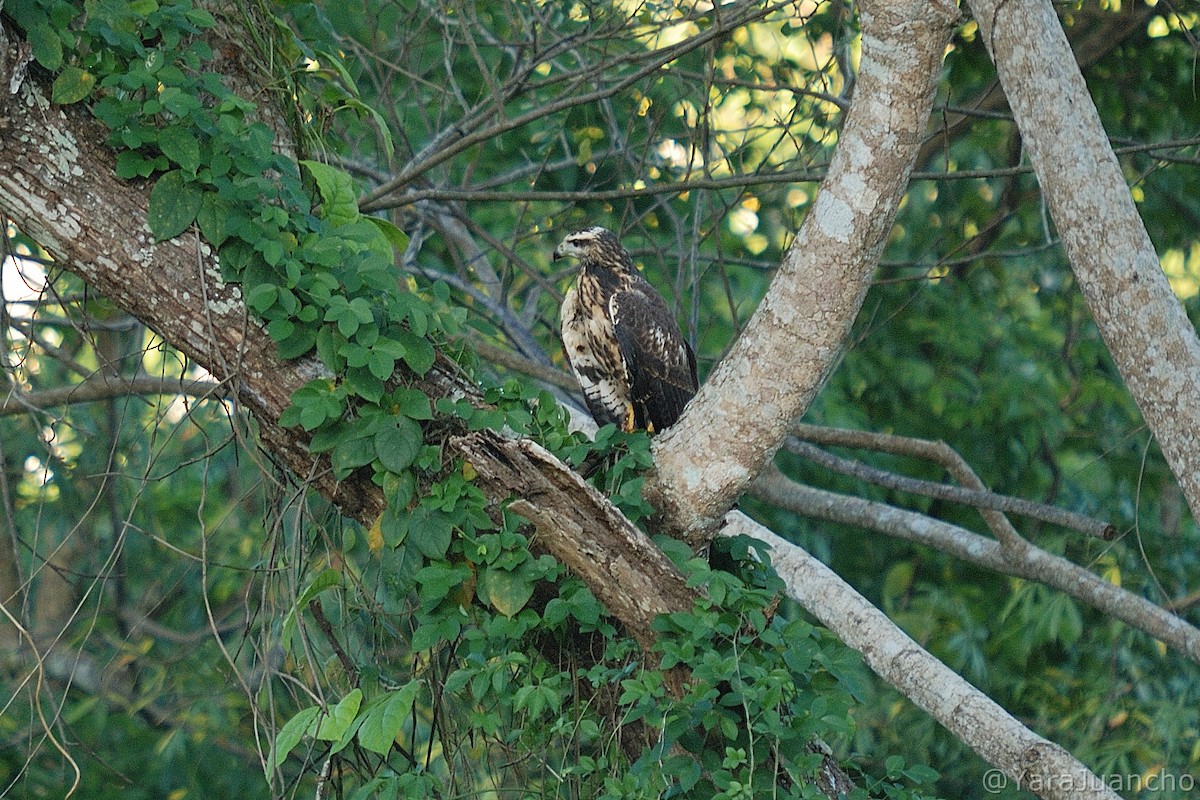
[1,376,227,418]
[749,469,1200,665]
[647,0,961,546]
[785,428,1115,541]
[970,0,1200,522]
[723,510,1123,800]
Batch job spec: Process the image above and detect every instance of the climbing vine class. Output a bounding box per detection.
[4,1,944,797]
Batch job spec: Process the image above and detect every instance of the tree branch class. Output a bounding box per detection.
[969,0,1200,523]
[0,375,227,417]
[722,511,1122,800]
[646,0,961,546]
[748,469,1200,665]
[786,426,1115,541]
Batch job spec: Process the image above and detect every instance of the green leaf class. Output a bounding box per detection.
[375,417,423,474]
[196,193,235,247]
[410,506,453,560]
[51,66,95,105]
[481,565,535,618]
[266,705,320,775]
[410,616,460,652]
[315,689,362,742]
[245,283,278,313]
[392,388,433,420]
[331,433,378,478]
[280,567,344,647]
[28,22,64,71]
[357,682,423,755]
[366,216,409,252]
[158,126,201,173]
[396,329,435,375]
[300,160,359,226]
[147,170,203,241]
[344,366,385,404]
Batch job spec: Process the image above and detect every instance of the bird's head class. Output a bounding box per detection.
[553,227,632,272]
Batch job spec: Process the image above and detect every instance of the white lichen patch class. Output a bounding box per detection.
[813,193,854,243]
[206,289,243,317]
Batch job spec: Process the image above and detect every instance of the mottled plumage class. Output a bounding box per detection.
[554,227,698,432]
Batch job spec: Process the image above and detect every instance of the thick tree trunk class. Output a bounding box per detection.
[646,0,961,547]
[969,0,1200,523]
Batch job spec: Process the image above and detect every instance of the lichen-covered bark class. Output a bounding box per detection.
[0,87,378,511]
[455,431,695,652]
[968,0,1200,523]
[646,0,961,547]
[0,81,683,656]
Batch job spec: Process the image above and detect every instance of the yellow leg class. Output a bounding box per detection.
[622,404,636,432]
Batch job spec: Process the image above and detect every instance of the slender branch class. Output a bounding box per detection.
[469,338,578,392]
[647,0,961,546]
[310,599,360,689]
[363,136,1200,212]
[748,468,1200,666]
[970,0,1200,522]
[0,375,227,418]
[786,428,1115,540]
[358,0,782,211]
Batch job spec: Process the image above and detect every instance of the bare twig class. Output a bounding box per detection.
[0,375,227,417]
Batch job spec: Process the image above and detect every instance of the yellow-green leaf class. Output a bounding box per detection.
[51,67,95,105]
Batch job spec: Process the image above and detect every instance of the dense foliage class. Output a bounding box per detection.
[2,0,1198,798]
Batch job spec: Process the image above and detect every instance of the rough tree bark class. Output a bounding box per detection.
[646,0,962,547]
[968,0,1200,522]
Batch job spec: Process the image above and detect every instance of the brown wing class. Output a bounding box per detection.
[609,282,697,432]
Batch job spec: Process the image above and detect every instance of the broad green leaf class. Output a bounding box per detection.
[315,689,362,742]
[396,329,435,375]
[280,568,344,648]
[365,216,408,252]
[375,417,422,474]
[147,171,203,241]
[344,366,384,404]
[266,705,320,775]
[357,682,422,755]
[409,506,453,560]
[300,160,358,226]
[392,388,433,420]
[482,565,535,618]
[51,66,95,104]
[331,432,378,478]
[158,126,201,173]
[245,283,278,313]
[196,193,235,247]
[28,22,63,70]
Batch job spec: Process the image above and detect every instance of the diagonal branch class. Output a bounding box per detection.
[722,511,1122,800]
[646,0,962,547]
[969,0,1200,523]
[749,469,1200,665]
[785,426,1115,541]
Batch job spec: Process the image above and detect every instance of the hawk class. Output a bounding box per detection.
[554,227,698,433]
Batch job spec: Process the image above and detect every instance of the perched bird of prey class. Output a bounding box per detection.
[554,227,698,433]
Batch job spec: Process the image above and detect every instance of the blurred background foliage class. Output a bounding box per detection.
[3,0,1200,797]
